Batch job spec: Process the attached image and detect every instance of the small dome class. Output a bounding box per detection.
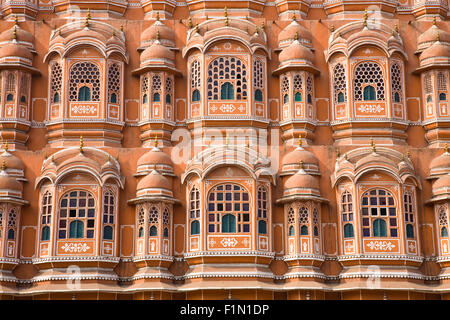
[106,34,123,47]
[64,28,107,44]
[137,169,171,191]
[0,42,33,61]
[418,24,450,48]
[137,147,173,168]
[141,21,175,45]
[278,20,312,47]
[282,146,319,167]
[279,40,314,64]
[58,152,101,172]
[0,170,22,192]
[433,173,450,191]
[140,41,174,64]
[420,40,450,63]
[0,26,33,44]
[0,151,25,171]
[284,168,319,190]
[355,151,396,169]
[346,27,381,44]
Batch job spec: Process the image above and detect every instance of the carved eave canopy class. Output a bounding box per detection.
[182,18,270,59]
[35,147,124,189]
[325,20,407,62]
[332,147,421,190]
[43,20,128,63]
[181,145,276,185]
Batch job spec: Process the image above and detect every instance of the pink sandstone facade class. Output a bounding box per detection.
[0,0,448,300]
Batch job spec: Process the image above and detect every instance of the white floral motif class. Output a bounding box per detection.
[367,240,395,251]
[71,104,96,115]
[61,243,91,253]
[220,237,238,248]
[358,104,384,114]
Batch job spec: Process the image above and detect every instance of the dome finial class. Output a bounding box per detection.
[224,6,228,18]
[294,31,299,41]
[1,160,5,171]
[298,135,302,147]
[445,143,448,153]
[436,31,440,42]
[85,9,91,28]
[292,13,296,21]
[188,17,193,29]
[363,8,368,27]
[14,15,18,26]
[12,27,17,40]
[344,153,348,161]
[330,25,335,33]
[79,136,84,153]
[156,30,160,41]
[433,16,437,26]
[336,149,340,158]
[370,137,376,152]
[299,160,304,169]
[4,140,8,152]
[194,24,199,34]
[154,136,158,148]
[156,11,160,21]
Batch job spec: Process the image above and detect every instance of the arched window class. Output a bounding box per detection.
[149,225,157,236]
[312,208,319,237]
[372,218,387,237]
[151,75,162,103]
[343,223,354,238]
[142,75,149,103]
[6,94,13,102]
[222,214,236,233]
[281,76,290,106]
[283,94,289,104]
[221,82,234,100]
[78,86,91,101]
[108,63,121,104]
[363,85,376,101]
[148,206,159,236]
[440,93,447,101]
[299,206,309,236]
[313,226,318,236]
[404,191,416,239]
[58,190,95,239]
[192,89,201,102]
[162,208,170,238]
[138,207,145,238]
[207,56,247,100]
[307,94,312,104]
[191,59,201,101]
[103,226,113,240]
[391,62,403,103]
[361,189,397,238]
[258,220,267,234]
[191,220,200,235]
[41,226,50,241]
[257,186,268,234]
[289,225,295,236]
[295,92,302,102]
[69,220,84,239]
[439,206,449,238]
[189,186,201,235]
[41,191,52,239]
[20,96,26,103]
[166,94,171,104]
[300,225,308,235]
[427,95,433,103]
[50,62,62,104]
[333,63,347,104]
[7,210,16,240]
[255,89,263,102]
[7,229,14,240]
[103,191,115,240]
[406,224,414,239]
[69,62,100,101]
[354,61,385,101]
[287,207,295,236]
[208,184,250,233]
